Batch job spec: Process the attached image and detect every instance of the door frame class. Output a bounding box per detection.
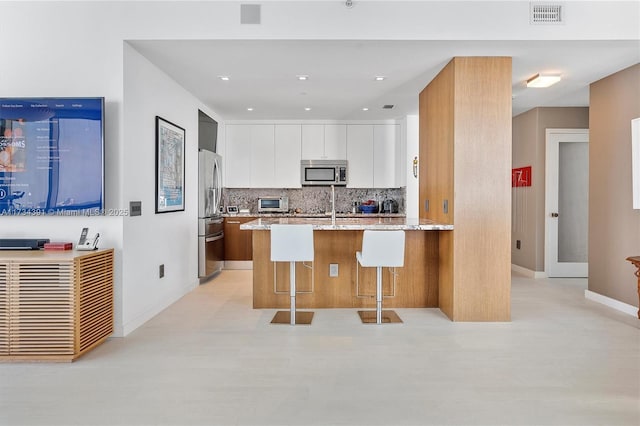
[545,128,589,277]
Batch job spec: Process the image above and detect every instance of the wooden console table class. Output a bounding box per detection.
[0,249,114,362]
[626,256,640,319]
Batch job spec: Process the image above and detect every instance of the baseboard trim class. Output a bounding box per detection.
[584,290,638,317]
[224,261,253,270]
[121,279,198,336]
[511,264,547,278]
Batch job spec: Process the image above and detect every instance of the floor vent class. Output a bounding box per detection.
[382,104,394,109]
[530,3,564,24]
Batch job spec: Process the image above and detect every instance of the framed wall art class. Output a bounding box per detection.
[155,116,185,213]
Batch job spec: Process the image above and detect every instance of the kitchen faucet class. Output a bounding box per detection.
[331,184,336,225]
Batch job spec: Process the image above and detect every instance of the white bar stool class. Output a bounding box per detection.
[270,224,314,325]
[355,230,405,324]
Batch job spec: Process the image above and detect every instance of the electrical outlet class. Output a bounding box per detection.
[329,263,339,277]
[159,264,165,278]
[516,240,521,250]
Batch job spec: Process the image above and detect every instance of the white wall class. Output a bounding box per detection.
[121,44,225,335]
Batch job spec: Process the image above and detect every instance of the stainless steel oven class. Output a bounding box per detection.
[198,217,224,277]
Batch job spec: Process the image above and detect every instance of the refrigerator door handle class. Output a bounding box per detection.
[214,157,222,213]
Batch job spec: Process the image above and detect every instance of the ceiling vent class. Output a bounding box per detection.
[530,3,564,24]
[382,104,394,109]
[240,4,261,25]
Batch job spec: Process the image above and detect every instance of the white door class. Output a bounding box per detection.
[545,129,589,277]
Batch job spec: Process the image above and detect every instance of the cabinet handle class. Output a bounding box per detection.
[227,220,241,224]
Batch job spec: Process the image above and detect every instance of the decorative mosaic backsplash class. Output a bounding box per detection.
[222,187,405,214]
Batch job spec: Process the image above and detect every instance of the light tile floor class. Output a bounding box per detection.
[1,271,639,426]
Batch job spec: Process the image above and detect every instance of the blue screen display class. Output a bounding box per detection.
[0,98,104,216]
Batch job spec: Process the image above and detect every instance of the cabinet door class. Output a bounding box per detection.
[301,124,324,159]
[250,125,275,188]
[274,125,302,188]
[224,217,255,260]
[346,125,374,188]
[323,124,347,160]
[373,124,398,188]
[225,125,252,188]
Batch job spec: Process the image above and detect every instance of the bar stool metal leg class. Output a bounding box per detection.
[376,266,382,324]
[290,261,296,325]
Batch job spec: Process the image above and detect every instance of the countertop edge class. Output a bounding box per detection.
[240,218,453,231]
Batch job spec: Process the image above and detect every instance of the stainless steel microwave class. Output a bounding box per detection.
[301,160,347,186]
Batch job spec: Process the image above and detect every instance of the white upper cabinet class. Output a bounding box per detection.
[274,125,302,188]
[301,124,347,160]
[373,124,399,188]
[225,124,252,188]
[301,125,324,159]
[249,125,276,188]
[323,124,347,160]
[226,122,400,189]
[346,124,399,188]
[225,124,275,188]
[346,125,374,188]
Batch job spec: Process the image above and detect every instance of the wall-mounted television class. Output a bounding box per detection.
[0,97,104,215]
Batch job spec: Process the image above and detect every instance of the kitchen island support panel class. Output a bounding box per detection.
[252,230,439,309]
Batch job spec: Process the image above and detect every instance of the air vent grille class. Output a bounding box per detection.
[382,105,394,109]
[530,3,564,24]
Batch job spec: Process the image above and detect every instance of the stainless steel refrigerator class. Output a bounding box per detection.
[198,149,224,278]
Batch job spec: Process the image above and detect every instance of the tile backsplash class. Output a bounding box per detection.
[223,187,405,214]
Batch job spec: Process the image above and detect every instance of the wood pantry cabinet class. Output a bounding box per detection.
[224,217,256,260]
[0,249,114,362]
[419,57,512,321]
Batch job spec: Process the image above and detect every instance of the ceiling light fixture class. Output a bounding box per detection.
[345,0,354,8]
[362,107,369,111]
[304,107,311,111]
[247,107,254,111]
[374,76,386,81]
[219,76,230,81]
[297,75,309,81]
[526,73,561,88]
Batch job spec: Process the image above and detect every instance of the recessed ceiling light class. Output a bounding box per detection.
[219,76,230,81]
[374,76,386,81]
[247,107,254,111]
[297,75,309,81]
[526,73,561,88]
[362,107,369,111]
[304,107,311,111]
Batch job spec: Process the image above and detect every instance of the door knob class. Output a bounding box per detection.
[551,212,559,218]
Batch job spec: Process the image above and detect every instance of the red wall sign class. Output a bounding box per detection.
[512,166,532,187]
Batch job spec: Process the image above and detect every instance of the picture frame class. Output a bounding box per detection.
[155,116,185,213]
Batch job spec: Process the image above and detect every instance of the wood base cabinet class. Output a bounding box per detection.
[224,217,256,261]
[0,249,114,362]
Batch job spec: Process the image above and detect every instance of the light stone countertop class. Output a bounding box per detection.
[223,212,406,218]
[239,217,453,231]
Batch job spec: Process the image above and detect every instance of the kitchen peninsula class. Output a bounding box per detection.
[241,217,452,309]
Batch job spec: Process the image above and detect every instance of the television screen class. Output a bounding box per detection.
[0,97,104,215]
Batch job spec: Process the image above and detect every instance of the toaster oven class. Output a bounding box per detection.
[258,196,289,213]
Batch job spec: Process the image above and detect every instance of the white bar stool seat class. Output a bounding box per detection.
[270,224,314,325]
[355,230,405,324]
